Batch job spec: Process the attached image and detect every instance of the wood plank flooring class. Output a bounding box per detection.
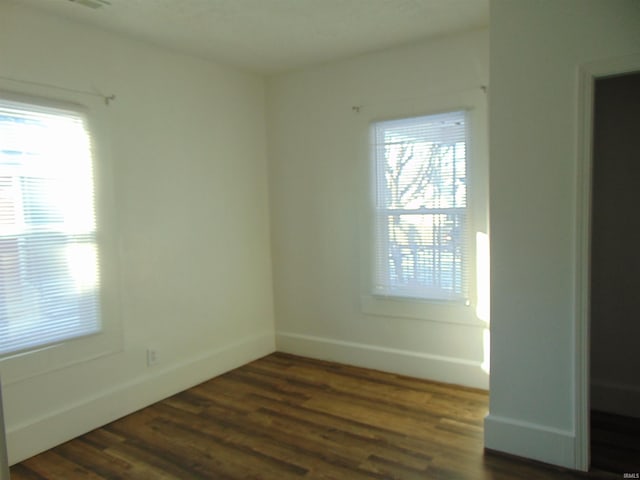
[591,410,640,475]
[10,353,615,479]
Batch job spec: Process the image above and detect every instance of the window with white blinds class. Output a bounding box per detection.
[372,110,469,302]
[0,97,101,357]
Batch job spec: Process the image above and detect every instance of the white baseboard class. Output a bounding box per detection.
[484,414,576,469]
[276,331,488,389]
[591,379,640,419]
[7,332,275,465]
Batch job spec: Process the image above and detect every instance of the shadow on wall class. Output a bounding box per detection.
[0,376,10,480]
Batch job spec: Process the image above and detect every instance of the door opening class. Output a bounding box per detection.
[589,70,640,474]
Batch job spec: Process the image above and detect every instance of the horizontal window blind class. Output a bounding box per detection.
[372,110,469,302]
[0,97,100,357]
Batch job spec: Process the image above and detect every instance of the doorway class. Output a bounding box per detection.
[589,71,640,474]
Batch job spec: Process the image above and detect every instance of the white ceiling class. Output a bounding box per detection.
[16,0,489,74]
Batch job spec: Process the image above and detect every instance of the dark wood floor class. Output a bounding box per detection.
[591,409,640,475]
[10,353,616,479]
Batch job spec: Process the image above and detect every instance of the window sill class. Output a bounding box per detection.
[0,329,123,386]
[361,294,486,327]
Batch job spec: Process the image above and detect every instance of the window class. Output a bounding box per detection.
[0,97,101,357]
[372,110,469,302]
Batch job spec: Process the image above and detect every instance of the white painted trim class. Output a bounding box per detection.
[5,332,275,465]
[276,331,488,389]
[484,414,575,469]
[574,53,640,472]
[591,379,640,419]
[574,61,595,473]
[357,88,489,329]
[0,86,125,387]
[361,294,485,327]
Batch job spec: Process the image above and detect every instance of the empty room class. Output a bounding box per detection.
[1,0,639,478]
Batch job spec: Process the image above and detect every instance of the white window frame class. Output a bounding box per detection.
[0,89,122,384]
[359,89,488,326]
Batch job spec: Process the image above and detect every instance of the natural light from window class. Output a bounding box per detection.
[372,110,469,303]
[0,97,101,357]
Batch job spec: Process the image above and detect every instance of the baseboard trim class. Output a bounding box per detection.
[276,331,488,389]
[484,414,576,469]
[7,332,275,465]
[591,379,640,419]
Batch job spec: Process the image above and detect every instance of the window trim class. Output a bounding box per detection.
[0,89,123,384]
[358,88,488,326]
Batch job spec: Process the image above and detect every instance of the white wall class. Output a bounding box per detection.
[0,2,275,463]
[267,30,490,389]
[486,0,640,469]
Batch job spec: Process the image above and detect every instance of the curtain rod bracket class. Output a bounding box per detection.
[0,75,116,107]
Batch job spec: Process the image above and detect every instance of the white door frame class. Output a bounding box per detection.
[574,54,640,472]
